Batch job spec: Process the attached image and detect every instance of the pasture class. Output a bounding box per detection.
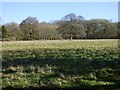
[1,39,120,89]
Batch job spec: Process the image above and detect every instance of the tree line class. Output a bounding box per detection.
[0,13,119,41]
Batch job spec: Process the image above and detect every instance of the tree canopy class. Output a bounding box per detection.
[1,13,119,41]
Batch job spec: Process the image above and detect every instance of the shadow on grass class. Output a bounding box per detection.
[2,57,120,72]
[2,84,120,90]
[2,53,120,89]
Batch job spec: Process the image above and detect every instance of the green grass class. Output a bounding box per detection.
[1,39,120,89]
[2,39,118,50]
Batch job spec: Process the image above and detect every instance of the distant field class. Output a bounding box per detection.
[2,39,118,50]
[1,39,120,89]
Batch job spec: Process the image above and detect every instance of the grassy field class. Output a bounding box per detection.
[1,39,120,89]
